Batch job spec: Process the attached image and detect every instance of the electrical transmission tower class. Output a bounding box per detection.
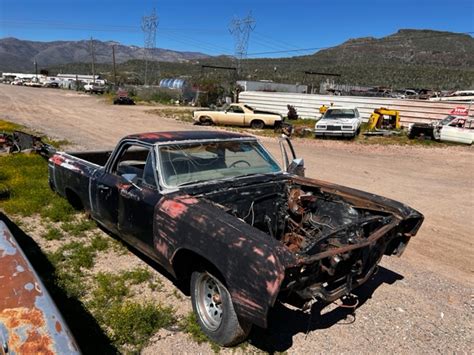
[141,7,159,86]
[229,12,256,77]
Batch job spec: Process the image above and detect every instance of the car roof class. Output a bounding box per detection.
[326,106,358,111]
[124,130,255,144]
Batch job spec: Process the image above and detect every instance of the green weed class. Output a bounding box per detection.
[122,268,152,284]
[0,153,76,221]
[89,270,174,351]
[181,312,221,353]
[107,302,175,349]
[49,241,96,271]
[42,227,63,241]
[0,120,23,132]
[55,269,87,298]
[61,218,96,236]
[90,234,109,251]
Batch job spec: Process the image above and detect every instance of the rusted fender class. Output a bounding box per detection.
[154,195,295,328]
[0,220,80,354]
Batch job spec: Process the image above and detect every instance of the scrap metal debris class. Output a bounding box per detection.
[0,131,55,157]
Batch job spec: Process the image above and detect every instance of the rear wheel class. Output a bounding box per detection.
[200,116,214,126]
[190,270,251,346]
[250,120,265,129]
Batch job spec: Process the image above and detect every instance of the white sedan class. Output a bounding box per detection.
[434,115,474,145]
[315,107,362,138]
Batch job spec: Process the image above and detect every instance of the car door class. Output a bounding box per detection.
[222,105,245,126]
[118,148,162,250]
[91,143,128,234]
[440,118,471,144]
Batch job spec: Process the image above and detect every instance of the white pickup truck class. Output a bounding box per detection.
[84,83,106,94]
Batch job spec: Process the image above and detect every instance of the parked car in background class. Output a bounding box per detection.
[113,96,135,105]
[193,103,282,129]
[43,81,60,88]
[408,107,474,144]
[10,80,24,86]
[84,83,105,94]
[433,115,474,144]
[314,106,362,138]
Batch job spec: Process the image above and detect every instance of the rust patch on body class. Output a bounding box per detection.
[0,219,80,354]
[55,320,62,333]
[161,200,188,218]
[232,291,263,311]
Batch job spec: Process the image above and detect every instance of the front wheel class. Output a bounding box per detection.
[190,270,251,346]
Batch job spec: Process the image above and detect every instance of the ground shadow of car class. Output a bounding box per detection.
[0,212,118,355]
[248,266,404,352]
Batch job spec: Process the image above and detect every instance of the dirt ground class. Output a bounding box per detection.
[1,85,472,353]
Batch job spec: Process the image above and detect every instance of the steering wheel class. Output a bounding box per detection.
[228,160,251,168]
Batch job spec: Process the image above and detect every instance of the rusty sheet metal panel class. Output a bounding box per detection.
[239,91,473,124]
[0,220,80,354]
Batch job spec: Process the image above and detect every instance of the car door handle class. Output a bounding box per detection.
[98,184,110,190]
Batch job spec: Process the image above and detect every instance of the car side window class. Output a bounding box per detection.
[143,152,158,188]
[228,106,244,114]
[112,144,157,188]
[449,119,465,128]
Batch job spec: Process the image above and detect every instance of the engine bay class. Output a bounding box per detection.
[201,179,391,256]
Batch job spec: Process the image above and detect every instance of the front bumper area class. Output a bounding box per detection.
[295,261,378,303]
[315,130,356,137]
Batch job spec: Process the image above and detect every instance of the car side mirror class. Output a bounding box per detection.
[122,173,137,183]
[279,136,305,177]
[288,158,305,177]
[122,173,142,191]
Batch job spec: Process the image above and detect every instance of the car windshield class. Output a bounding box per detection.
[439,115,456,125]
[323,109,357,119]
[158,140,281,187]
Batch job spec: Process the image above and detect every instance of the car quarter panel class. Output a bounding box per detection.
[153,194,295,328]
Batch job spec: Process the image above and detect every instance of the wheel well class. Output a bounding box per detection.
[172,249,225,295]
[65,188,84,210]
[250,119,264,128]
[200,116,213,123]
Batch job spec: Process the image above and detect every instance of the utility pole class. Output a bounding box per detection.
[90,37,96,84]
[141,8,159,86]
[229,12,256,78]
[112,44,117,87]
[34,59,38,81]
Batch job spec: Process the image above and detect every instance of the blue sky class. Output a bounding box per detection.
[1,0,473,57]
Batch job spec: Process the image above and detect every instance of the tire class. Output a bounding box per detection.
[250,120,265,129]
[200,116,214,126]
[190,270,251,346]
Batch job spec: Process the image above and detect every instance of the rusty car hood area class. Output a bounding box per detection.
[0,219,80,355]
[174,172,423,306]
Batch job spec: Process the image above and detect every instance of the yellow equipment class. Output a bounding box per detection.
[319,105,329,114]
[368,108,401,131]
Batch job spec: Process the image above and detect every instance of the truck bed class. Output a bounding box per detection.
[64,150,113,166]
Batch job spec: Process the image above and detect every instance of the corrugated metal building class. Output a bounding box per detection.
[239,91,473,124]
[237,80,308,94]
